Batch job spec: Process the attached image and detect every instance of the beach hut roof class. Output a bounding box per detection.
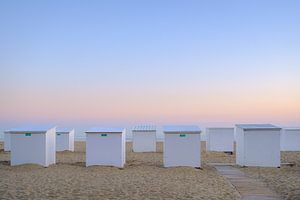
[206,127,234,130]
[56,128,74,133]
[85,127,124,133]
[283,127,300,131]
[236,124,281,131]
[132,125,156,132]
[56,128,73,133]
[163,125,201,133]
[8,125,55,133]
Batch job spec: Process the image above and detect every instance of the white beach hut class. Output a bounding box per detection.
[163,125,201,168]
[56,128,75,152]
[132,125,156,152]
[4,131,11,151]
[9,126,56,167]
[236,124,281,167]
[85,127,125,168]
[281,128,300,151]
[206,127,234,152]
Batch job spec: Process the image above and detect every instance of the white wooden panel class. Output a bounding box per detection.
[281,129,300,151]
[206,128,234,152]
[132,131,156,152]
[164,133,201,167]
[86,132,125,168]
[10,127,56,167]
[4,132,10,151]
[244,130,280,167]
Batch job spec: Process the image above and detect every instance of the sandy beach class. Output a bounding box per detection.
[0,142,299,199]
[240,151,300,200]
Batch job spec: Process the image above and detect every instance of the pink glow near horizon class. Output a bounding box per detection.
[1,82,299,126]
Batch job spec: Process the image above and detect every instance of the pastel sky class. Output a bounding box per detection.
[0,0,299,127]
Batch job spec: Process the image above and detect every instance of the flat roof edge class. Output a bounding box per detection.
[206,127,234,129]
[8,126,56,133]
[85,131,123,134]
[236,124,281,130]
[164,131,201,134]
[243,128,282,131]
[132,130,156,132]
[283,127,300,130]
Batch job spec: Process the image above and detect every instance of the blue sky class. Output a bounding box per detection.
[0,0,299,127]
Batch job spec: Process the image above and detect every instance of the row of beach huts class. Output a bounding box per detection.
[2,124,300,168]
